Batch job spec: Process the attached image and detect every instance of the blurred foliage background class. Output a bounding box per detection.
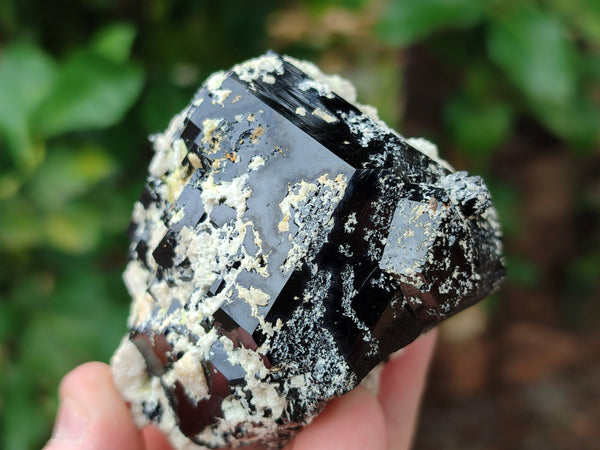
[1,1,599,449]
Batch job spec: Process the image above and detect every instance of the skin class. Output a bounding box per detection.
[44,329,437,450]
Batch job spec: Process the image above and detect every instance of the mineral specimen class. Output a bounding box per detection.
[111,53,504,449]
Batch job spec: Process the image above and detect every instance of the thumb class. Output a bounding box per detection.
[44,362,144,450]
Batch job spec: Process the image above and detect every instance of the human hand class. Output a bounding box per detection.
[43,330,436,450]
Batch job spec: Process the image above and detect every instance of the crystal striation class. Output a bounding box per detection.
[111,53,504,449]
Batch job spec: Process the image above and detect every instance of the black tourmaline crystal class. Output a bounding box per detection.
[111,53,504,449]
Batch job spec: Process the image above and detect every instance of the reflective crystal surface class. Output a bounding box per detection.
[111,53,504,449]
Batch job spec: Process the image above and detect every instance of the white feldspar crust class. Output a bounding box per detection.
[171,349,209,402]
[111,337,150,428]
[232,54,284,86]
[248,155,265,171]
[279,173,348,274]
[111,53,498,450]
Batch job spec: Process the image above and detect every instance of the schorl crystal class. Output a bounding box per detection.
[111,53,504,449]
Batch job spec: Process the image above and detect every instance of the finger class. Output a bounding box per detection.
[290,386,387,450]
[216,444,265,450]
[43,362,144,450]
[142,425,176,450]
[377,329,437,450]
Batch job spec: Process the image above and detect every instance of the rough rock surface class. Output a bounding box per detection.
[111,53,504,449]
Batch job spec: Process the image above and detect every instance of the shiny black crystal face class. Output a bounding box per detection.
[124,55,504,447]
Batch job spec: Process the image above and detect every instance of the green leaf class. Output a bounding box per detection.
[581,53,600,85]
[460,63,503,101]
[0,42,56,170]
[0,302,20,341]
[544,0,600,46]
[20,271,128,375]
[533,92,600,150]
[487,5,578,106]
[0,266,129,450]
[29,144,116,209]
[3,272,54,312]
[445,96,512,157]
[304,0,370,13]
[139,81,190,134]
[43,204,103,253]
[20,314,111,388]
[0,172,21,200]
[376,0,486,46]
[488,5,599,148]
[505,255,541,288]
[90,23,137,64]
[0,199,45,251]
[1,365,49,450]
[0,42,56,119]
[37,52,144,136]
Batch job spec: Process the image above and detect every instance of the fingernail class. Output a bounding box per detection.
[51,397,89,442]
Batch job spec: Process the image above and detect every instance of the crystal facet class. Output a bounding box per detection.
[111,53,504,449]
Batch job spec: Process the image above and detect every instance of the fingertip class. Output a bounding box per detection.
[45,362,144,450]
[292,387,387,450]
[378,329,438,449]
[142,425,175,450]
[58,362,113,398]
[380,329,437,389]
